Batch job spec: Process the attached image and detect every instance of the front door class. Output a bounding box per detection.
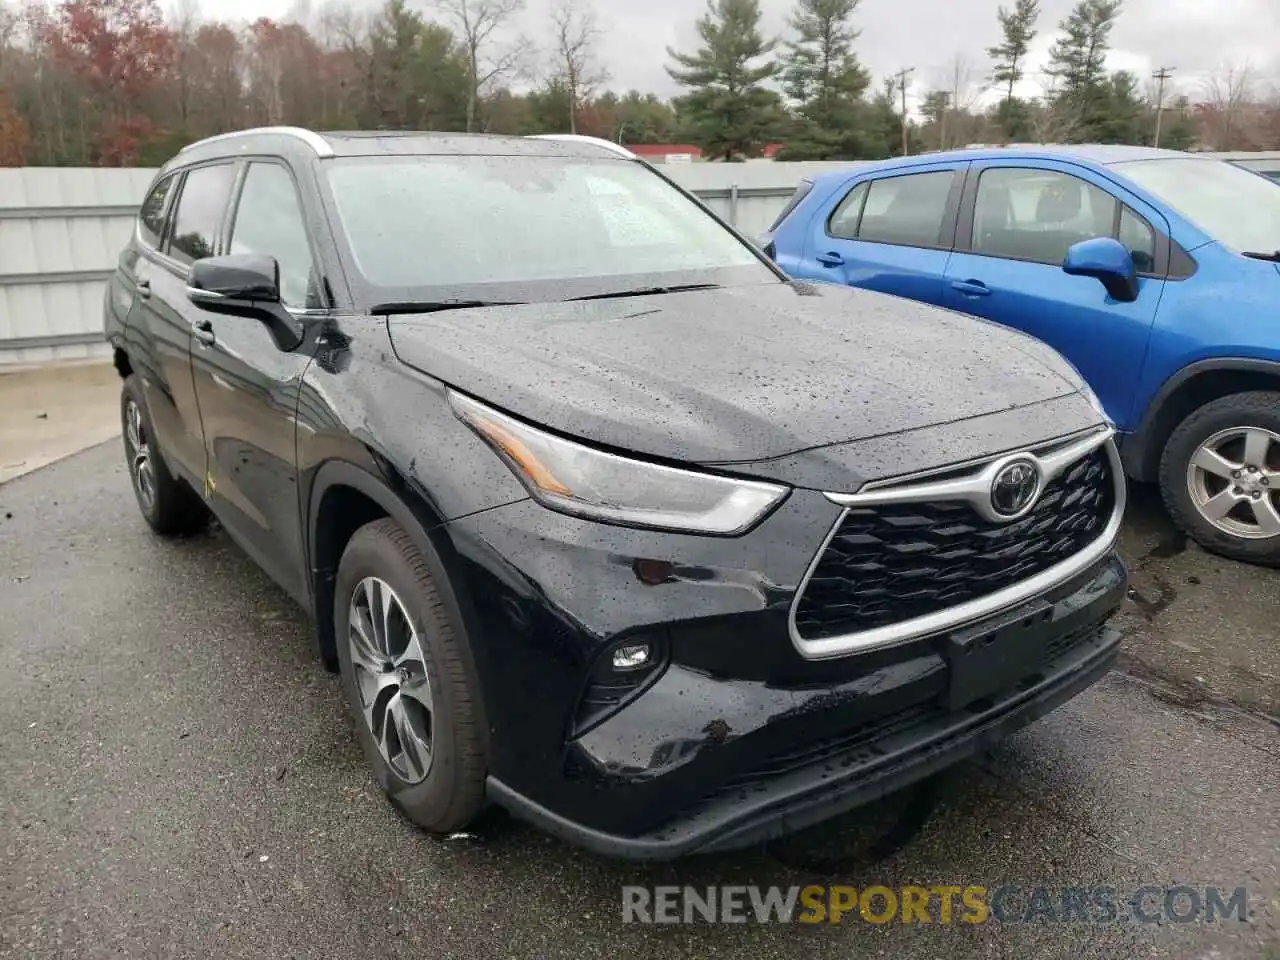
[943,160,1166,428]
[188,160,323,606]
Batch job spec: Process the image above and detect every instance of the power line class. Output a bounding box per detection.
[1152,66,1175,147]
[893,66,915,155]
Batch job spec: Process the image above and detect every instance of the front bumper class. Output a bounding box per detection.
[490,607,1119,860]
[448,472,1127,858]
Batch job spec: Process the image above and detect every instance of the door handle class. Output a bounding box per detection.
[817,251,845,267]
[136,279,151,299]
[950,279,991,297]
[192,318,216,346]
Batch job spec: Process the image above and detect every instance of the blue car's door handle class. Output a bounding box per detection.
[951,279,991,297]
[817,251,845,267]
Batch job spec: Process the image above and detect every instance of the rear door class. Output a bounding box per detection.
[127,164,237,486]
[942,159,1168,427]
[801,162,968,306]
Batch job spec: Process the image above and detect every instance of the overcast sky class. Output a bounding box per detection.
[212,0,1280,110]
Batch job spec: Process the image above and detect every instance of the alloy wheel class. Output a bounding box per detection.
[348,576,434,784]
[1186,426,1280,540]
[123,399,156,512]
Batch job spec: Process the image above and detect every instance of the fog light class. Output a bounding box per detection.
[612,643,651,670]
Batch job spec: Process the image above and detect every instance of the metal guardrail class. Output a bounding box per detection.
[2,332,105,350]
[0,269,114,287]
[0,204,141,220]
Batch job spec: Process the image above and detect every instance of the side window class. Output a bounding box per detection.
[169,163,237,266]
[972,167,1117,265]
[827,182,868,240]
[1119,206,1157,273]
[138,175,175,249]
[855,172,955,247]
[229,163,319,309]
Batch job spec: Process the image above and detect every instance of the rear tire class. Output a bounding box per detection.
[1159,390,1280,567]
[334,518,487,833]
[120,374,207,536]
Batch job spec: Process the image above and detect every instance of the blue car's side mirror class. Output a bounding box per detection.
[1063,237,1140,303]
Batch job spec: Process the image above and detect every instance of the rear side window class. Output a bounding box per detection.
[768,179,815,232]
[828,182,869,240]
[854,172,955,247]
[169,163,237,265]
[138,175,176,249]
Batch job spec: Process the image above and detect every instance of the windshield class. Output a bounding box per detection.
[324,155,775,303]
[1115,158,1280,254]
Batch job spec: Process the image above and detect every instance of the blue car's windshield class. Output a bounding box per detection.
[1116,158,1280,255]
[323,155,775,303]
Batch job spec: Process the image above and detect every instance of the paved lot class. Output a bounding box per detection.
[2,440,1278,960]
[0,362,120,486]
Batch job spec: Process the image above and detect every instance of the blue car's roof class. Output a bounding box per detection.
[808,144,1200,187]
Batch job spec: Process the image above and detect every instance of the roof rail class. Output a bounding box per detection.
[527,134,636,159]
[181,126,334,158]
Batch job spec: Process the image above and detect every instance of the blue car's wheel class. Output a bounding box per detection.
[1160,391,1280,567]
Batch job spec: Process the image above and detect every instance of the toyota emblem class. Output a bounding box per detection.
[990,459,1041,518]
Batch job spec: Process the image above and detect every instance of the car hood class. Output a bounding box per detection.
[388,281,1094,481]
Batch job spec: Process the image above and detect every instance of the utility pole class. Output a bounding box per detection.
[893,67,915,155]
[1152,66,1175,148]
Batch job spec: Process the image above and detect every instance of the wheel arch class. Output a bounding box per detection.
[1122,358,1280,483]
[306,459,469,677]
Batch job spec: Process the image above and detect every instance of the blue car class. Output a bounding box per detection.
[764,145,1280,566]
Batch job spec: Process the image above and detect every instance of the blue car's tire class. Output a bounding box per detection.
[1160,391,1280,568]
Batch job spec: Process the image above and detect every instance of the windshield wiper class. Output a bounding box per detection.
[564,283,722,303]
[371,299,524,315]
[1242,250,1280,262]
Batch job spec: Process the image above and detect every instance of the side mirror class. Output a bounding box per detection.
[1062,237,1139,303]
[186,254,303,351]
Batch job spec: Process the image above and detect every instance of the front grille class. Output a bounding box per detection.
[795,447,1115,641]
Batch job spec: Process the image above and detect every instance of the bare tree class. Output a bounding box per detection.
[549,0,606,133]
[165,0,202,131]
[1201,63,1255,150]
[1027,77,1083,143]
[440,0,529,132]
[937,53,979,148]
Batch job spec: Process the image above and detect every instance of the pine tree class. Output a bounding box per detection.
[1046,0,1124,141]
[987,0,1039,110]
[778,0,871,159]
[665,0,784,160]
[1046,0,1121,95]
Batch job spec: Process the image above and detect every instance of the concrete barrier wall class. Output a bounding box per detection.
[2,152,1278,366]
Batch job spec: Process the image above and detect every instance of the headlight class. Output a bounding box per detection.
[450,391,789,535]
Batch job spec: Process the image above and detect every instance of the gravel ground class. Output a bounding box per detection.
[1,441,1277,960]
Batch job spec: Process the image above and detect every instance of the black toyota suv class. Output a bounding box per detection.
[103,127,1128,860]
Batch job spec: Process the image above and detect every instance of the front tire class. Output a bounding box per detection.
[1160,390,1280,567]
[120,374,207,536]
[334,518,487,833]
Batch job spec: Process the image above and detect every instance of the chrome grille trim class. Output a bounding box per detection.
[788,429,1125,661]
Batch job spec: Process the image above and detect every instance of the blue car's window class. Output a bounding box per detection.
[1118,157,1280,255]
[972,168,1116,265]
[768,179,815,232]
[827,182,869,239]
[1118,207,1156,272]
[856,172,954,247]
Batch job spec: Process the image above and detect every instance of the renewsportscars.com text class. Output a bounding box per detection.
[621,884,1252,926]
